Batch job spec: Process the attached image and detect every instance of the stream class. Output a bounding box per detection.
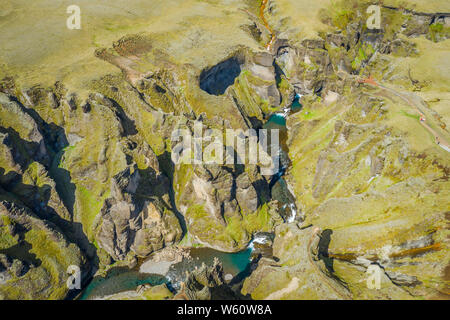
[265,94,302,223]
[79,234,270,300]
[78,94,303,300]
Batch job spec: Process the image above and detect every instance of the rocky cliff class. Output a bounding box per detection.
[243,0,450,300]
[0,0,448,300]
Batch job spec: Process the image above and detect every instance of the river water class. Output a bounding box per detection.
[79,236,265,300]
[79,95,303,300]
[265,94,302,223]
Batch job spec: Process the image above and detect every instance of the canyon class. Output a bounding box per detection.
[0,0,449,300]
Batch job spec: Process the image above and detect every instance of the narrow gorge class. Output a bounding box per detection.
[0,0,449,300]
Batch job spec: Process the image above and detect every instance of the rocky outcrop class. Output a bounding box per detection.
[244,52,282,107]
[1,0,448,301]
[175,258,238,300]
[196,48,283,127]
[276,40,337,96]
[381,6,450,41]
[97,166,142,261]
[97,164,182,261]
[240,0,450,300]
[0,93,48,167]
[242,224,352,300]
[0,201,87,300]
[284,66,449,300]
[133,200,182,257]
[242,224,414,300]
[174,159,275,252]
[235,171,259,214]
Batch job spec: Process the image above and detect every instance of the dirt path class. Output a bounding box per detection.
[357,77,450,152]
[264,277,300,300]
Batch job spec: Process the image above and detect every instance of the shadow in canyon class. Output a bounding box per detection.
[200,57,242,95]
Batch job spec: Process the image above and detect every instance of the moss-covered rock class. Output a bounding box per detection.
[0,201,86,300]
[0,0,448,300]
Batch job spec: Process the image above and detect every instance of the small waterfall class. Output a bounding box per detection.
[248,233,271,251]
[282,93,303,118]
[286,203,297,223]
[264,93,302,224]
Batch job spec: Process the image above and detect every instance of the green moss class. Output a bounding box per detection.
[174,164,194,203]
[223,215,246,244]
[250,270,292,300]
[76,185,108,240]
[242,203,273,233]
[0,266,52,300]
[141,284,174,300]
[0,227,18,249]
[0,221,84,300]
[232,72,266,119]
[183,198,276,250]
[429,23,450,42]
[429,23,444,34]
[351,43,374,71]
[400,110,420,121]
[300,109,316,120]
[186,204,208,220]
[332,9,354,30]
[22,162,48,189]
